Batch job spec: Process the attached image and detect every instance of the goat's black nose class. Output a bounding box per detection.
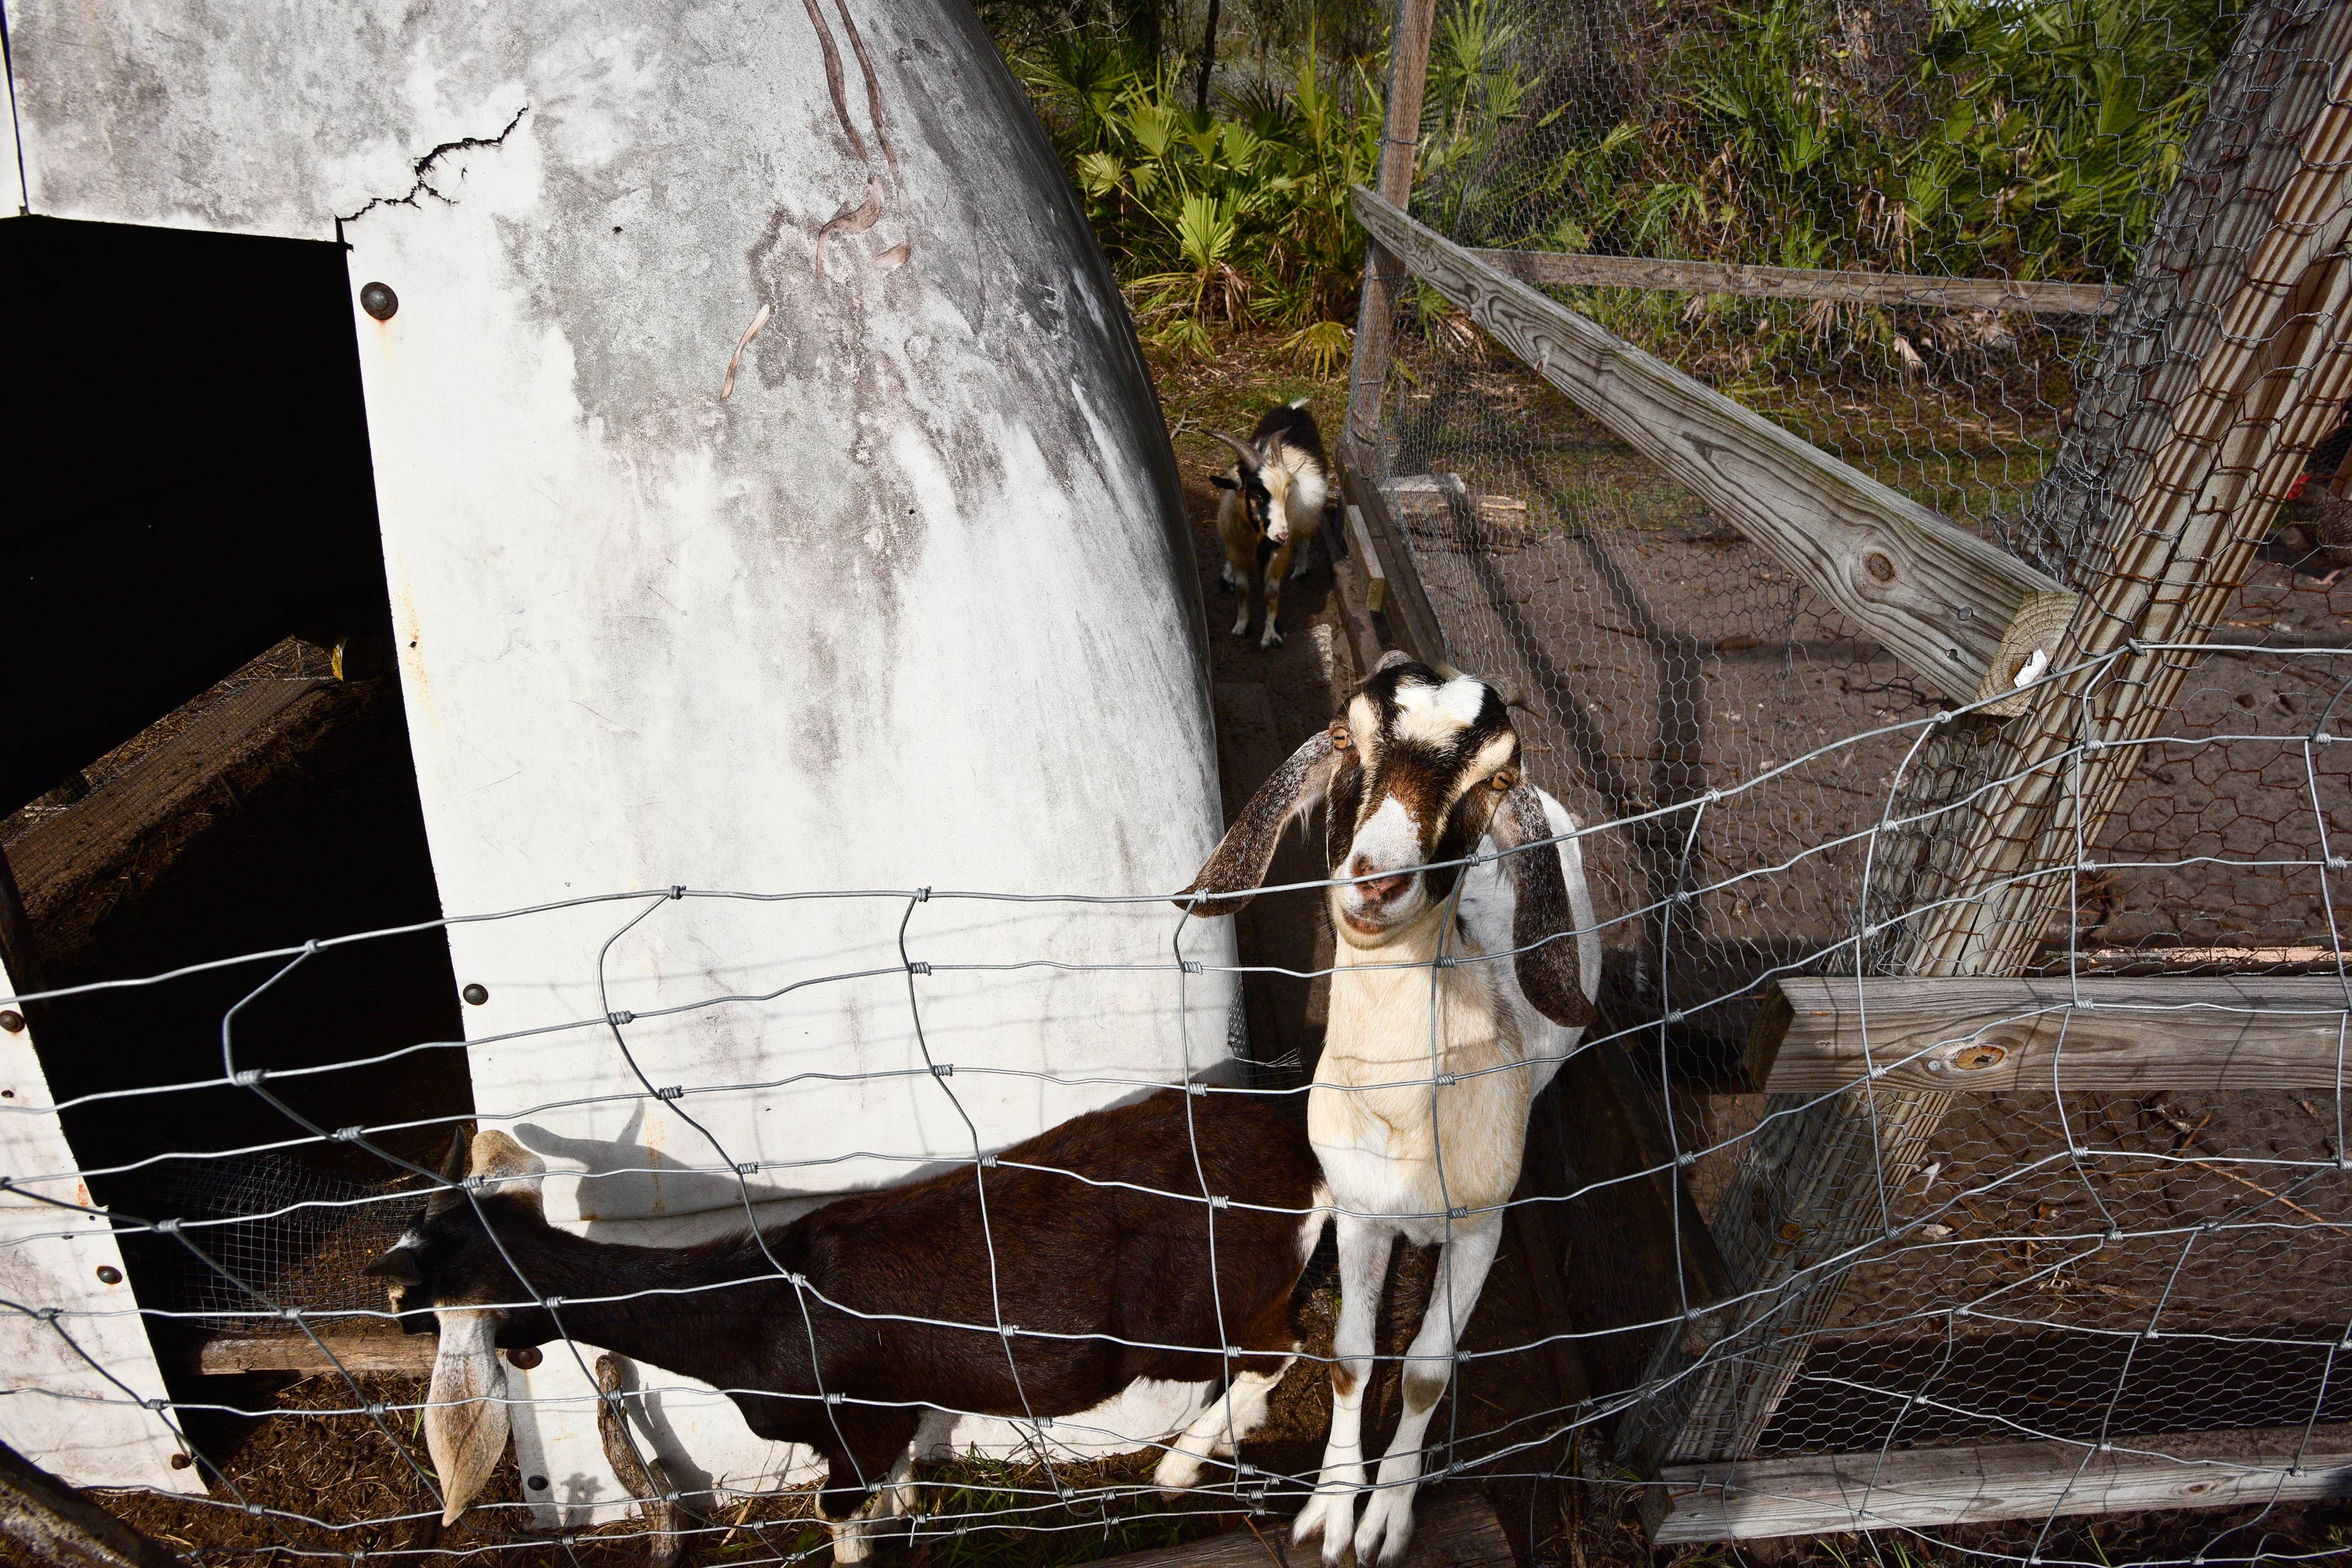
[1349,854,1412,905]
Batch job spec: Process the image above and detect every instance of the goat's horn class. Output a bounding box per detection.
[1210,432,1259,470]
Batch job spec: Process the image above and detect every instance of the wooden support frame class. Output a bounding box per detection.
[1749,975,2352,1093]
[1342,0,1440,458]
[1337,435,1452,668]
[1474,249,2124,315]
[1649,1425,2352,1541]
[1624,0,2352,1499]
[1350,186,2072,707]
[0,1440,189,1568]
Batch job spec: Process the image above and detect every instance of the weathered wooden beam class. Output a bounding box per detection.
[1626,0,2352,1485]
[1343,0,1440,456]
[1474,248,2124,316]
[192,1324,436,1376]
[1351,186,2071,706]
[1337,438,1452,668]
[0,1439,189,1568]
[1344,505,1389,613]
[1750,975,2352,1093]
[1649,1425,2352,1541]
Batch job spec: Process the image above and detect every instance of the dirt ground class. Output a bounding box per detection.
[55,330,2352,1568]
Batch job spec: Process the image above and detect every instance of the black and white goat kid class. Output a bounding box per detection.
[1212,398,1329,648]
[367,1093,1325,1560]
[1177,654,1601,1567]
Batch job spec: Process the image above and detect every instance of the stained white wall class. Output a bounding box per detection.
[0,959,205,1493]
[7,0,1232,1517]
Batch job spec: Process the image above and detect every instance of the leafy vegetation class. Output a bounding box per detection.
[999,0,2243,381]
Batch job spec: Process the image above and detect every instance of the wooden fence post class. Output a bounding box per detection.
[1626,0,2352,1482]
[1343,0,1439,463]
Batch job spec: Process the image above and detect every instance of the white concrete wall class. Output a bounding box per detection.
[0,957,205,1493]
[7,0,1232,1518]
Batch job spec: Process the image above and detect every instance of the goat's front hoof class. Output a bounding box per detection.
[1231,619,1254,639]
[1292,1486,1359,1565]
[1150,1448,1204,1498]
[1352,1487,1417,1567]
[1259,626,1284,649]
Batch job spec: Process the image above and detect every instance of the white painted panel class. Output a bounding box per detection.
[9,0,1231,1507]
[0,963,204,1491]
[1,54,24,216]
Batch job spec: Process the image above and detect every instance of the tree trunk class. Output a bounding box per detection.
[1195,0,1222,116]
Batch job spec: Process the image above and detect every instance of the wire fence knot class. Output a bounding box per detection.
[932,1061,954,1077]
[233,1068,268,1087]
[608,1009,636,1025]
[907,960,932,976]
[654,1084,684,1100]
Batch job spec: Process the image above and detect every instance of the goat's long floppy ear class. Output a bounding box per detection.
[426,1126,472,1216]
[1487,785,1598,1029]
[424,1307,510,1526]
[1177,730,1344,918]
[469,1129,548,1219]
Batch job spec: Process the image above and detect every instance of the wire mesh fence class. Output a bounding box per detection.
[9,0,2352,1565]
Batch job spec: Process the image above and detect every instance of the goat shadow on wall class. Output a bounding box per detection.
[511,1105,827,1232]
[510,1066,1256,1240]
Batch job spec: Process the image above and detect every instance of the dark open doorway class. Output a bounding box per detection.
[0,216,473,1371]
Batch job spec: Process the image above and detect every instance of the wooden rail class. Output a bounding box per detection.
[1749,976,2352,1093]
[1337,437,1452,668]
[1625,0,2352,1490]
[1475,249,2124,315]
[1651,1425,2352,1540]
[1351,186,2072,706]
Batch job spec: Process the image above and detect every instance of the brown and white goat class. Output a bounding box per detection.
[368,1091,1325,1558]
[1212,399,1329,649]
[1178,655,1601,1567]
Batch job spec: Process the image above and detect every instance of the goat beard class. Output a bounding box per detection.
[426,1308,512,1525]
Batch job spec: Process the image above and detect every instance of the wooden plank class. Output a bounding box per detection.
[1345,505,1388,613]
[192,1325,436,1376]
[1476,249,2124,316]
[6,671,363,961]
[1087,1489,1510,1568]
[1342,0,1440,454]
[0,1439,190,1568]
[1625,0,2352,1483]
[1352,186,2070,706]
[1650,1425,2352,1542]
[1337,439,1450,668]
[1752,976,2352,1093]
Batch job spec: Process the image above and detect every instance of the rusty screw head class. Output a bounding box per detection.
[505,1344,544,1370]
[96,1265,122,1285]
[169,1452,194,1470]
[462,983,489,1006]
[0,1010,21,1034]
[360,281,399,321]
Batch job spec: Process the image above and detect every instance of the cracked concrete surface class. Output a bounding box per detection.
[337,104,530,224]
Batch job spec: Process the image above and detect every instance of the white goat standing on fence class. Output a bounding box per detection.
[1179,652,1601,1566]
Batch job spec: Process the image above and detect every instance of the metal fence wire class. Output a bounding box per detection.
[7,2,2352,1566]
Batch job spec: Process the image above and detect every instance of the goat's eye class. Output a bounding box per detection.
[1329,724,1351,748]
[1490,769,1518,793]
